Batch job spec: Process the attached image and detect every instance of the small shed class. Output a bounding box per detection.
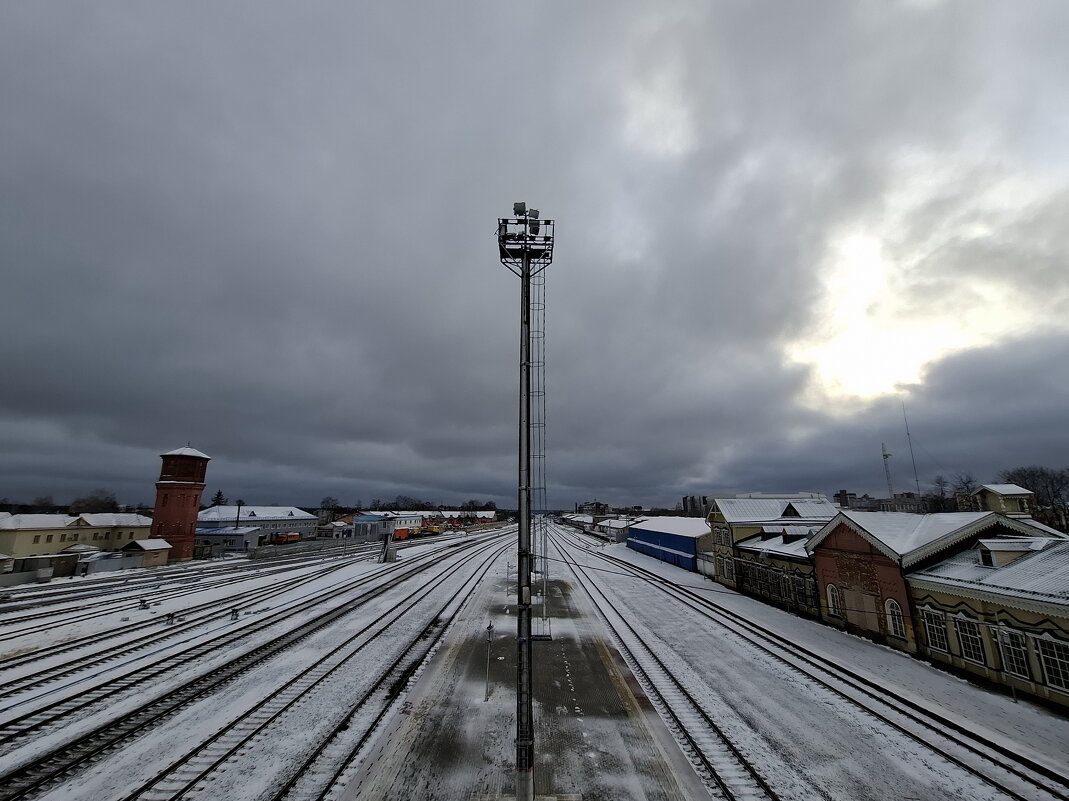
[123,538,173,567]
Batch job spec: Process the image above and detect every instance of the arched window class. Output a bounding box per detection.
[826,583,842,617]
[885,598,905,638]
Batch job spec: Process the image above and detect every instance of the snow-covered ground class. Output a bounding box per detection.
[555,531,1069,800]
[3,527,1066,801]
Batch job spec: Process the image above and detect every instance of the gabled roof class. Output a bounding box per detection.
[909,540,1069,613]
[736,532,812,559]
[973,483,1031,496]
[710,496,836,524]
[807,510,1061,567]
[123,538,172,551]
[979,538,1052,553]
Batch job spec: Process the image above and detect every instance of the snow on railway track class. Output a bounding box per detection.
[553,534,792,801]
[554,525,1069,801]
[118,539,509,801]
[0,533,510,801]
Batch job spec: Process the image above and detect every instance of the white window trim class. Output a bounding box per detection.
[953,614,987,665]
[885,598,906,639]
[922,607,949,653]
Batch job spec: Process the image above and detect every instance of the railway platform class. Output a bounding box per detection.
[338,568,707,801]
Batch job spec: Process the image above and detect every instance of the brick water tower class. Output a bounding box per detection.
[151,446,210,561]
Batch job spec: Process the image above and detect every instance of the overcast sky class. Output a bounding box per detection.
[3,2,1068,510]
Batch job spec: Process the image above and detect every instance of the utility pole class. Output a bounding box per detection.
[498,202,554,801]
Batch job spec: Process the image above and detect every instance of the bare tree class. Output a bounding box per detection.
[70,488,119,514]
[925,475,952,511]
[952,472,978,494]
[999,465,1069,530]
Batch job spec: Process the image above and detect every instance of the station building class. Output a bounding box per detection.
[806,510,1066,654]
[704,494,837,594]
[907,537,1069,708]
[197,506,318,540]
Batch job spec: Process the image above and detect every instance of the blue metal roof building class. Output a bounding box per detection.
[627,517,714,571]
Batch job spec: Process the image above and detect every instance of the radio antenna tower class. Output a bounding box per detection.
[498,202,554,801]
[882,442,894,499]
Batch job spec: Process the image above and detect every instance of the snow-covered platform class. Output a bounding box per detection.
[337,571,705,801]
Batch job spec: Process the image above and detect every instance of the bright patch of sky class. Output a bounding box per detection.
[622,61,696,159]
[787,148,1069,402]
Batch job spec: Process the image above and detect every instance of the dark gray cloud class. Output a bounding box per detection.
[2,2,1068,510]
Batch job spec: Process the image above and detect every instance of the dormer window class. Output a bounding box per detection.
[979,549,994,567]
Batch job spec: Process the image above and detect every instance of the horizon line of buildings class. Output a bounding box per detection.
[564,483,1069,711]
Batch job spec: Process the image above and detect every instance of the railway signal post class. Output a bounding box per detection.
[498,202,554,801]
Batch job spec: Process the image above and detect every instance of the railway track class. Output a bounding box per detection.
[0,533,509,801]
[552,534,783,801]
[0,537,498,756]
[0,554,379,702]
[556,526,1069,801]
[0,533,484,695]
[0,542,386,632]
[119,539,509,801]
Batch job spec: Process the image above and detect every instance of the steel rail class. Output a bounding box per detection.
[557,526,1069,801]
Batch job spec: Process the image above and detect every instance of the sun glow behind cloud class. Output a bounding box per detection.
[787,150,1069,402]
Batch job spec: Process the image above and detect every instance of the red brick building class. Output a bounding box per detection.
[807,511,1054,653]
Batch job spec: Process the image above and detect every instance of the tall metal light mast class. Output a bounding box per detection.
[498,202,554,801]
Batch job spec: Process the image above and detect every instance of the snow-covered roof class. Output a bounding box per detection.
[736,532,812,559]
[60,543,100,553]
[710,496,835,524]
[564,514,594,524]
[909,540,1069,612]
[196,526,261,534]
[0,512,10,521]
[630,517,711,538]
[162,446,211,459]
[807,511,1061,567]
[124,538,172,551]
[783,500,838,518]
[0,514,75,530]
[979,537,1053,553]
[198,506,316,522]
[973,483,1031,496]
[76,513,153,527]
[599,518,645,530]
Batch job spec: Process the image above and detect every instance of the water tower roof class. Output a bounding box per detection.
[161,446,211,460]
